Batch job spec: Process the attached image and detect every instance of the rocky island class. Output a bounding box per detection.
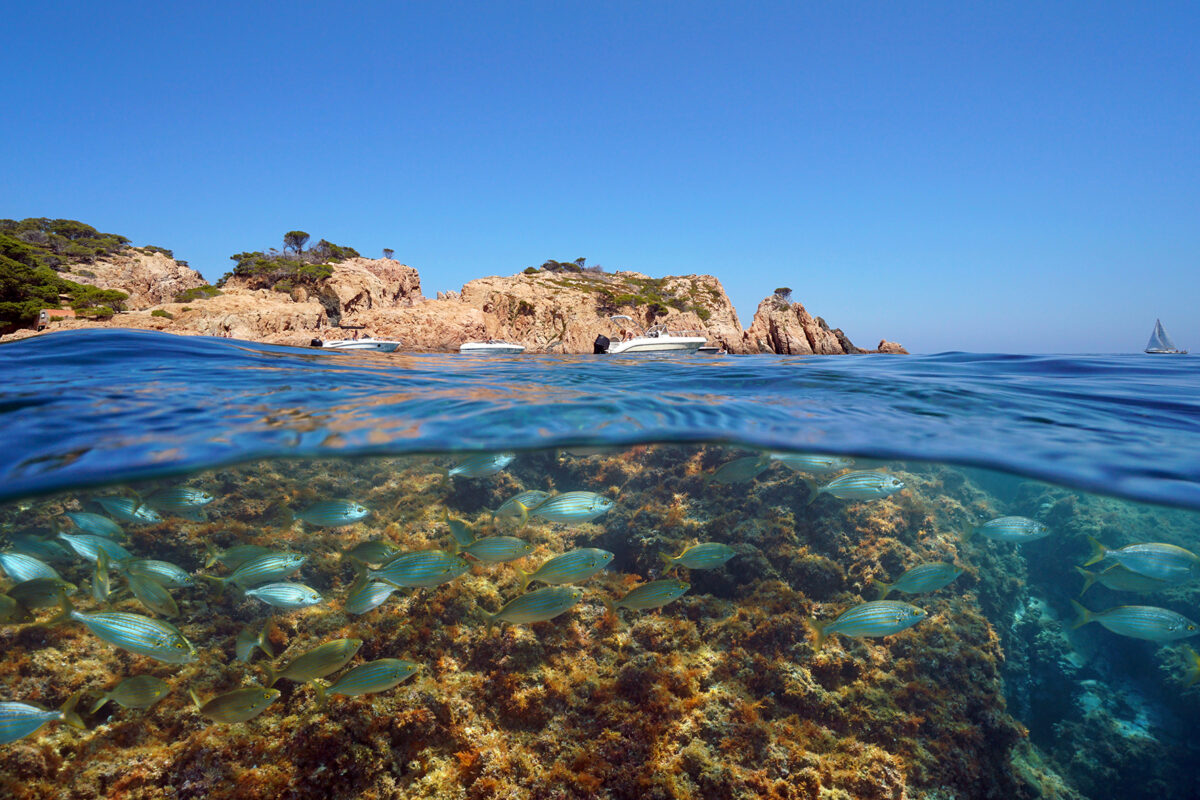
[1,220,906,354]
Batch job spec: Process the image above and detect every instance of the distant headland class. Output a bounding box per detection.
[0,220,906,354]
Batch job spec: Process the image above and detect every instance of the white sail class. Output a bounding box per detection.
[1145,319,1184,353]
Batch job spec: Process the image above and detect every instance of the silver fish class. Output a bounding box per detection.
[1071,600,1199,642]
[807,471,904,505]
[660,543,736,571]
[489,586,585,626]
[313,658,419,705]
[0,551,63,583]
[444,452,515,479]
[7,534,70,562]
[1075,564,1171,596]
[813,601,927,649]
[56,533,132,564]
[0,693,84,744]
[445,513,476,547]
[768,453,854,474]
[515,548,614,591]
[91,549,112,603]
[190,686,280,724]
[89,675,170,713]
[966,516,1048,543]
[344,580,400,615]
[122,559,194,588]
[203,552,308,590]
[63,512,125,540]
[343,540,402,566]
[708,456,770,485]
[457,536,534,563]
[493,490,550,521]
[525,491,614,524]
[94,496,162,524]
[146,487,214,512]
[876,563,963,599]
[1083,537,1200,583]
[235,622,276,662]
[244,582,323,609]
[606,579,690,612]
[368,550,469,588]
[51,597,196,663]
[293,500,370,527]
[126,572,179,618]
[7,577,76,609]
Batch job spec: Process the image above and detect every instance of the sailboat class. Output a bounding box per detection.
[1145,319,1188,354]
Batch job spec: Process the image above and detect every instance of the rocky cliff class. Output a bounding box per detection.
[19,253,905,353]
[62,248,208,309]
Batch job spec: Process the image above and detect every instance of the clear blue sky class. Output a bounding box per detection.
[3,1,1197,353]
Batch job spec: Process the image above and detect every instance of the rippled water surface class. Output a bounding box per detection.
[0,329,1197,800]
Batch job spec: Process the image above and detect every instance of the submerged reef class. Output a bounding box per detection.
[1,447,1197,799]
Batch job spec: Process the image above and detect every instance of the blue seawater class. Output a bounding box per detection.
[1,329,1198,506]
[1,328,1198,800]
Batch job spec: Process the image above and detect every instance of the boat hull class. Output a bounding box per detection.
[606,336,707,354]
[322,340,401,353]
[459,343,526,354]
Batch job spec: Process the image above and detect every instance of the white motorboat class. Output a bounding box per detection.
[318,337,402,353]
[598,316,707,354]
[459,340,526,355]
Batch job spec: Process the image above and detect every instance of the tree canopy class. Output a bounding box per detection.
[0,225,129,333]
[218,232,361,290]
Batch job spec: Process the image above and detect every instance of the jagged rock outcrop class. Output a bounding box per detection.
[14,253,906,354]
[453,270,744,353]
[876,340,909,354]
[64,249,208,309]
[743,298,849,354]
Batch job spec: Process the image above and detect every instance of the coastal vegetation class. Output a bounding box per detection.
[0,218,130,333]
[523,258,715,321]
[218,231,361,291]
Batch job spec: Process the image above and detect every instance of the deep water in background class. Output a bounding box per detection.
[0,330,1199,800]
[2,329,1200,508]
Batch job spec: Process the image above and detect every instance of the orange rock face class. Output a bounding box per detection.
[14,253,907,354]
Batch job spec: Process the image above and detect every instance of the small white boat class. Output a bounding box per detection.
[318,337,402,353]
[1144,319,1187,354]
[598,316,707,355]
[459,340,525,355]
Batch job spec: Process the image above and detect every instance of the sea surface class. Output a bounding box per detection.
[0,328,1197,800]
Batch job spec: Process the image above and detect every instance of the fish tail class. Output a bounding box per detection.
[802,479,821,506]
[961,525,975,541]
[257,622,276,660]
[874,581,892,600]
[433,466,449,479]
[48,592,74,627]
[1082,536,1108,567]
[659,552,678,572]
[1069,599,1094,629]
[1074,566,1099,597]
[188,688,203,712]
[60,691,85,730]
[88,693,111,715]
[196,574,228,595]
[811,619,830,651]
[601,597,616,616]
[263,665,279,688]
[515,502,529,528]
[311,680,329,708]
[203,542,220,568]
[514,567,532,592]
[1182,645,1200,687]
